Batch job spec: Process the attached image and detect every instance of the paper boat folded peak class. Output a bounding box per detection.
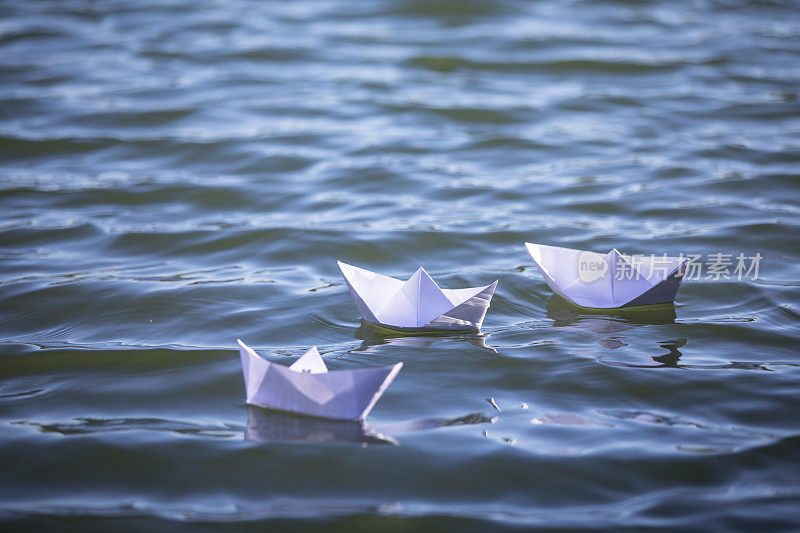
[525,243,688,308]
[338,261,498,331]
[238,339,402,421]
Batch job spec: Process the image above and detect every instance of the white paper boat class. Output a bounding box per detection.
[238,339,402,421]
[338,261,498,331]
[525,243,687,308]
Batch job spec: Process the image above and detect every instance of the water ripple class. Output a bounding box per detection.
[2,0,799,529]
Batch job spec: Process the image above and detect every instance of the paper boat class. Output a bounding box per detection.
[338,261,498,331]
[238,339,402,421]
[525,243,687,308]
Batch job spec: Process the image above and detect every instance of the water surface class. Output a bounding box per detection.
[1,0,800,530]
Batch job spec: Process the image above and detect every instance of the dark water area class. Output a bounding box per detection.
[1,0,799,530]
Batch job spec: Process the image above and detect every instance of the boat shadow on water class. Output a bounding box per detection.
[245,407,498,446]
[351,321,495,353]
[545,295,687,367]
[245,407,398,445]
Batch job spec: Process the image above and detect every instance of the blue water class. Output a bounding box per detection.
[1,0,799,530]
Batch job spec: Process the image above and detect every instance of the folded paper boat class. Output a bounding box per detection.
[238,339,402,421]
[525,243,688,308]
[338,261,498,331]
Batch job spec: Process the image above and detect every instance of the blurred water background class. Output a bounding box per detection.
[1,0,799,530]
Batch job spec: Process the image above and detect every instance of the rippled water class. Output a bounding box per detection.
[2,0,800,530]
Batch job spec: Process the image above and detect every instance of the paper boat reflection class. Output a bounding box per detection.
[338,261,497,331]
[545,295,678,349]
[353,321,494,353]
[525,243,687,308]
[545,295,677,333]
[238,339,402,421]
[245,407,397,445]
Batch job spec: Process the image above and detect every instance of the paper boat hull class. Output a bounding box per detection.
[526,243,687,309]
[619,269,684,307]
[239,341,402,421]
[543,270,685,309]
[359,318,479,334]
[421,282,497,330]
